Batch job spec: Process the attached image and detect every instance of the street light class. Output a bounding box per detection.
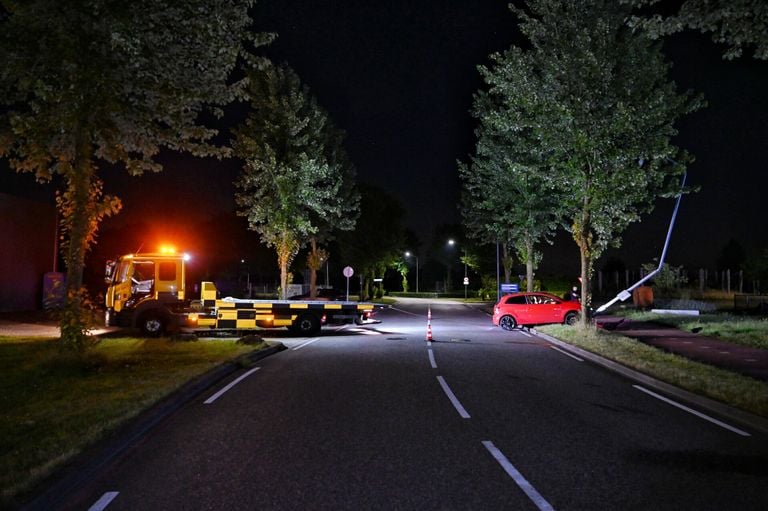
[447,239,468,298]
[405,251,419,293]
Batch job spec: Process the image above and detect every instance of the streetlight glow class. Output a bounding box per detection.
[404,251,419,293]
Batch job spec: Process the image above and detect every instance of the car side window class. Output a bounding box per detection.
[506,296,527,305]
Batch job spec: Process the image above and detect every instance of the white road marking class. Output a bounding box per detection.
[88,491,119,511]
[518,329,533,338]
[204,367,261,405]
[482,441,555,511]
[428,349,437,369]
[633,385,751,437]
[389,306,425,317]
[437,376,470,418]
[292,337,321,350]
[549,345,583,362]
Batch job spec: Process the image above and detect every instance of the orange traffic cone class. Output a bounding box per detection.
[428,307,432,321]
[426,321,433,341]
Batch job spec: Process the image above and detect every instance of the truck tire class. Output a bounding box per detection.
[138,312,165,337]
[293,313,321,336]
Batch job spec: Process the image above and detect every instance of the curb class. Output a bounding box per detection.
[533,330,768,436]
[20,343,287,511]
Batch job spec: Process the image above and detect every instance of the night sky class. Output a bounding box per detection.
[3,1,768,275]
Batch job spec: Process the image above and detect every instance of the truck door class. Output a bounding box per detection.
[108,260,135,312]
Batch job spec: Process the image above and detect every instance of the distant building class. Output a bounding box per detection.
[0,193,56,311]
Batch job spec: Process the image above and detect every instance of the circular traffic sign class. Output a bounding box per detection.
[343,266,354,278]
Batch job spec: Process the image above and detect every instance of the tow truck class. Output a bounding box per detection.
[104,249,375,336]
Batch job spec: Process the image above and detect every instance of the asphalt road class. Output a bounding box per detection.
[58,300,768,511]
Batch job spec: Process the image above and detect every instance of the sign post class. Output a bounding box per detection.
[343,266,354,301]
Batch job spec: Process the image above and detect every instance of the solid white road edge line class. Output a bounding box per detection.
[204,367,261,405]
[633,385,751,437]
[437,376,470,418]
[88,491,119,511]
[292,337,321,351]
[482,441,555,511]
[428,349,437,369]
[549,345,584,362]
[518,329,533,338]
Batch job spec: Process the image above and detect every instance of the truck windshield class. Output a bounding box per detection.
[116,261,132,284]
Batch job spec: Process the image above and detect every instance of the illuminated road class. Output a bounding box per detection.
[53,300,768,511]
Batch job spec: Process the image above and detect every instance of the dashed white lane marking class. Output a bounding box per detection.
[88,491,119,511]
[549,345,583,362]
[437,376,470,418]
[633,385,750,437]
[482,441,555,511]
[292,337,321,350]
[428,349,437,369]
[204,367,261,405]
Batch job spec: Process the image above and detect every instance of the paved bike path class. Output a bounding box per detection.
[595,316,768,382]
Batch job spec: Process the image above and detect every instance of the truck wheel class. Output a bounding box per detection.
[294,313,321,336]
[139,312,165,337]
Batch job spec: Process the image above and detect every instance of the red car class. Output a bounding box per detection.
[493,292,580,330]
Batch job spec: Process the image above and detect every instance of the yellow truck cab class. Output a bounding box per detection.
[105,252,188,335]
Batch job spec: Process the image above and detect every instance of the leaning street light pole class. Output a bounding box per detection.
[596,169,687,314]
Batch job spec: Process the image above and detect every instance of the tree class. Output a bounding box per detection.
[335,184,407,301]
[460,61,566,292]
[0,1,265,351]
[626,0,768,60]
[304,115,359,299]
[234,63,358,299]
[507,0,704,320]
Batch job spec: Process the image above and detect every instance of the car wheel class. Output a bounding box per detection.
[294,313,321,336]
[139,312,165,337]
[499,315,517,331]
[564,312,578,326]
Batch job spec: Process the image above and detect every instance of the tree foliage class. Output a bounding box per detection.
[460,52,566,291]
[495,0,704,319]
[626,0,768,60]
[233,63,359,299]
[0,0,264,350]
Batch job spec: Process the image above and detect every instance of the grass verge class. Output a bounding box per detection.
[539,324,768,419]
[0,335,263,507]
[620,311,768,350]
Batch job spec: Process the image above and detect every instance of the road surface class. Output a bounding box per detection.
[53,300,768,510]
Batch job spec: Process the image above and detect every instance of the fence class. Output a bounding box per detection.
[594,268,760,296]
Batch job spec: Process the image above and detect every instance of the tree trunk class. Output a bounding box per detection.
[309,238,318,299]
[579,242,591,324]
[59,140,95,352]
[279,251,289,300]
[502,243,513,283]
[525,236,535,292]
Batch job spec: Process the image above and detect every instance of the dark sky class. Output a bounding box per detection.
[3,1,767,275]
[249,0,519,243]
[245,0,768,273]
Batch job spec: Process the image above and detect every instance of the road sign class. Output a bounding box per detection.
[463,277,469,286]
[343,266,354,278]
[500,283,519,293]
